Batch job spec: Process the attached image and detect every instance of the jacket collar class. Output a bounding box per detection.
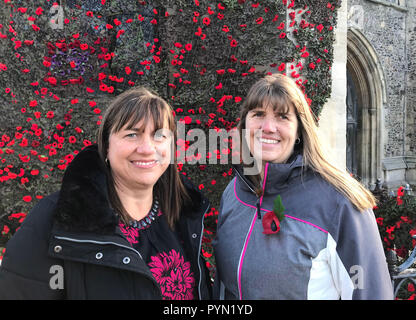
[262,153,304,195]
[233,153,305,197]
[53,145,208,235]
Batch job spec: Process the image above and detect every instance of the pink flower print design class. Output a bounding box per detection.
[118,222,139,245]
[148,249,195,300]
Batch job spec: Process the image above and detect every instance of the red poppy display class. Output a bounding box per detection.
[0,0,342,278]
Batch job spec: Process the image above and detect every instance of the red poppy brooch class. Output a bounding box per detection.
[262,195,285,235]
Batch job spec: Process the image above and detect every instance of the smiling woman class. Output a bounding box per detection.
[213,74,393,300]
[245,104,299,169]
[0,87,212,300]
[98,87,178,225]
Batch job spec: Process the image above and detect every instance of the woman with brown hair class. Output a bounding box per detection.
[213,73,393,299]
[0,87,211,300]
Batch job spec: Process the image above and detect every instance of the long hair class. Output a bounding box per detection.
[97,86,190,228]
[238,73,376,212]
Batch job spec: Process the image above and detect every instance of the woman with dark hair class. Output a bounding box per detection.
[213,74,392,300]
[0,87,211,300]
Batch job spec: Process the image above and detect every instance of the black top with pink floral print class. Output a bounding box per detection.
[119,210,196,300]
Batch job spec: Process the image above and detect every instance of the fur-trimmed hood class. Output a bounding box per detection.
[53,145,208,235]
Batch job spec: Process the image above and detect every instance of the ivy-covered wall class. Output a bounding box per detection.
[0,0,341,257]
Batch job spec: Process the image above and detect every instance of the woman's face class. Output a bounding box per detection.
[245,104,299,164]
[107,116,172,191]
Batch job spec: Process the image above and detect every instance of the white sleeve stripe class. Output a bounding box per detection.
[307,233,354,300]
[327,233,354,299]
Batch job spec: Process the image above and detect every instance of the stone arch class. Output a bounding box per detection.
[346,28,387,188]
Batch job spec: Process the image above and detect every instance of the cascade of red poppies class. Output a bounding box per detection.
[0,0,341,271]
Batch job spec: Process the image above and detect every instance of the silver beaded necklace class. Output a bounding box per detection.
[128,198,160,229]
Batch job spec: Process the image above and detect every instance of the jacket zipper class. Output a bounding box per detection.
[53,235,162,295]
[234,168,257,195]
[234,168,262,219]
[55,236,144,259]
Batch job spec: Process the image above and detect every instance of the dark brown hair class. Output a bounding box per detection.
[97,87,190,228]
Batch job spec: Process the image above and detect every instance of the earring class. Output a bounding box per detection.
[105,157,109,165]
[295,138,301,145]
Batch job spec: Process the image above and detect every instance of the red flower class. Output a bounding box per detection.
[278,63,286,71]
[376,217,383,226]
[116,29,125,38]
[9,213,26,220]
[30,169,39,176]
[397,186,405,196]
[262,195,285,235]
[262,211,280,234]
[301,51,310,58]
[202,249,212,258]
[256,17,264,25]
[35,7,44,15]
[2,225,10,235]
[230,39,238,47]
[183,116,192,124]
[203,17,210,26]
[396,186,404,205]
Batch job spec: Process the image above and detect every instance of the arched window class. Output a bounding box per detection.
[346,70,359,177]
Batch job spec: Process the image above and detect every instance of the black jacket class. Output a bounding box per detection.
[0,145,212,299]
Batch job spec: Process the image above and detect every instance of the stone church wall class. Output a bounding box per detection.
[346,0,415,187]
[405,0,416,183]
[351,0,407,157]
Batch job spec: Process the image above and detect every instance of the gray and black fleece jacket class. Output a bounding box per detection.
[213,154,393,299]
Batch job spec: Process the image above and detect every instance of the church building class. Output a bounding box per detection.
[319,0,415,190]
